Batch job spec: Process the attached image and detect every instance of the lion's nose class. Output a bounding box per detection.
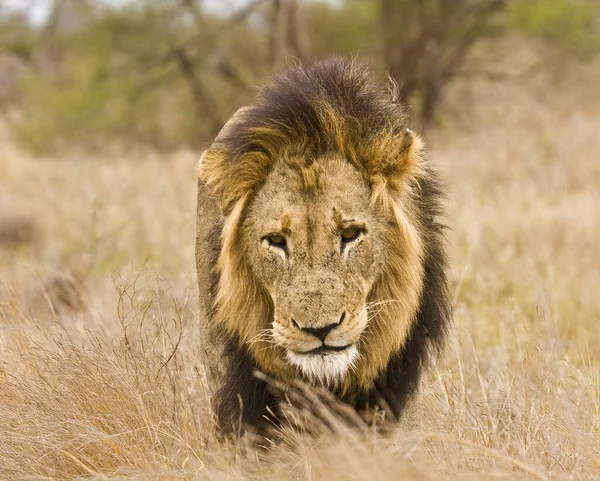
[292,312,346,342]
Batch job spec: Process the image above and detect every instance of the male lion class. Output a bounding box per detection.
[196,58,451,433]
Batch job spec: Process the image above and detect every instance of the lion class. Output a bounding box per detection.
[196,58,451,434]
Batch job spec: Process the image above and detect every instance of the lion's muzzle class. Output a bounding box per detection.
[272,306,368,386]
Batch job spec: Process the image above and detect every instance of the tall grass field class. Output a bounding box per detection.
[0,76,599,480]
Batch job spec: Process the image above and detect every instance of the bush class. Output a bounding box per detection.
[508,0,600,60]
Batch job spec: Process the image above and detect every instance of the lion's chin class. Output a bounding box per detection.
[286,345,359,387]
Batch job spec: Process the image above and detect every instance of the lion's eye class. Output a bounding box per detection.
[265,233,287,248]
[341,227,361,243]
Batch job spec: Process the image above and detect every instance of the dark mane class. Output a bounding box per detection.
[203,57,414,215]
[353,169,451,418]
[223,57,409,155]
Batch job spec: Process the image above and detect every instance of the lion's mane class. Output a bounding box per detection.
[196,58,451,432]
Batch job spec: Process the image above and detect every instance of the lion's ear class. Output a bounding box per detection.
[386,128,425,186]
[370,128,426,199]
[198,107,251,215]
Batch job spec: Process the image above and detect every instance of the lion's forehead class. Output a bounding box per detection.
[250,156,372,227]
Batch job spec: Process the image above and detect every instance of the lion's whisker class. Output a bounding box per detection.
[365,299,403,309]
[247,328,275,346]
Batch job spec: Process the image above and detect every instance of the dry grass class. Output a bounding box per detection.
[0,74,599,480]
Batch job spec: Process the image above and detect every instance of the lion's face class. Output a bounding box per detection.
[241,156,387,385]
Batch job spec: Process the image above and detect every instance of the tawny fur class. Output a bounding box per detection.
[196,58,451,433]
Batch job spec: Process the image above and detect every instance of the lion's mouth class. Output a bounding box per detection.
[286,344,359,385]
[297,344,351,355]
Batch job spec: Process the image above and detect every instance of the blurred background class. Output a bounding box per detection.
[1,2,600,478]
[0,0,598,153]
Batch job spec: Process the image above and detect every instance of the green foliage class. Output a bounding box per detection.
[0,12,35,61]
[16,69,118,153]
[12,4,265,153]
[2,0,599,154]
[305,0,379,59]
[508,0,600,60]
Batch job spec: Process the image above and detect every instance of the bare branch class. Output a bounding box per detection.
[380,0,507,129]
[173,47,222,134]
